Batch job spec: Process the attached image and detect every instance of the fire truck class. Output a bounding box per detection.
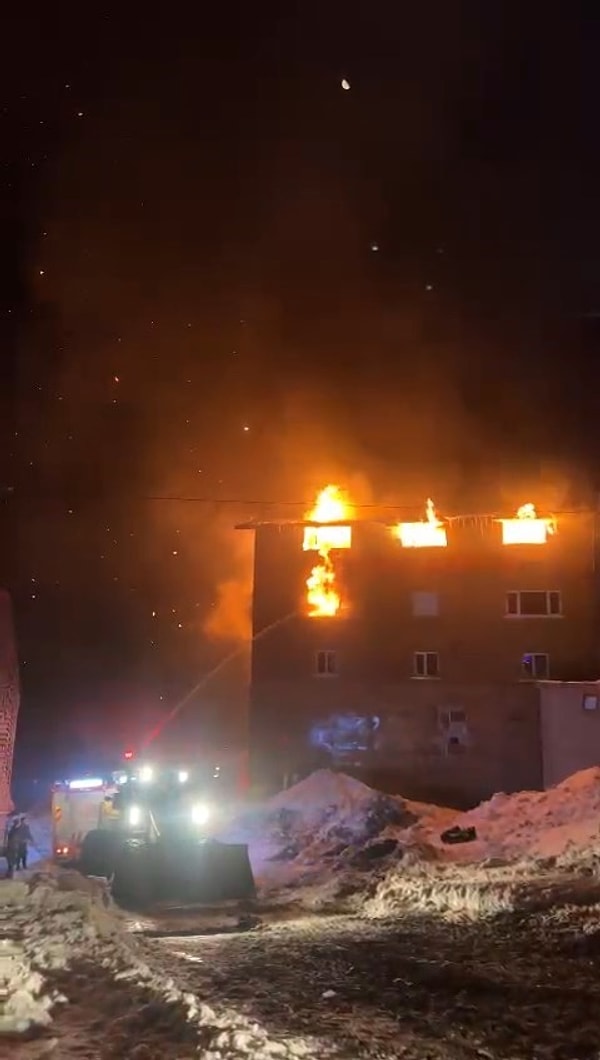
[51,776,118,862]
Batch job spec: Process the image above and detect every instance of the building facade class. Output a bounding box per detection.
[240,510,600,807]
[538,680,600,789]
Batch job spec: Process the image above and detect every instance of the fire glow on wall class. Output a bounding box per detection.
[393,498,447,548]
[302,485,352,617]
[499,503,556,545]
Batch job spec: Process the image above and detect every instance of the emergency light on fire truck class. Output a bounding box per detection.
[66,777,104,791]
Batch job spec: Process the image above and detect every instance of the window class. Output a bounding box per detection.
[315,650,337,676]
[438,706,469,753]
[412,591,439,616]
[413,651,439,678]
[583,694,599,712]
[506,590,562,617]
[521,653,549,679]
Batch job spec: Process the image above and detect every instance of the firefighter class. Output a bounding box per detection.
[99,795,120,829]
[15,814,34,870]
[5,816,20,878]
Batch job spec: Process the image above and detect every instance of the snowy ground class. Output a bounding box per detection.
[152,902,600,1059]
[6,767,600,1057]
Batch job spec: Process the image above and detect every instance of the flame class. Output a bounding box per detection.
[302,485,351,617]
[516,502,537,520]
[308,484,348,523]
[500,503,556,545]
[306,554,340,617]
[394,497,448,548]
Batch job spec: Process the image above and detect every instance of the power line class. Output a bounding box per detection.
[1,487,597,519]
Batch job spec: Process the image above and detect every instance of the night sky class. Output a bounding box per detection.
[3,5,600,782]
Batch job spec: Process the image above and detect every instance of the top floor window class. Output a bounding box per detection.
[506,590,562,617]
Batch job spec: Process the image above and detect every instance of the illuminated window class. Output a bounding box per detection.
[412,591,439,616]
[506,591,562,617]
[521,653,549,679]
[413,651,439,678]
[583,694,598,712]
[315,650,337,676]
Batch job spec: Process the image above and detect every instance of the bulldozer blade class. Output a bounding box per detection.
[111,839,256,910]
[163,841,256,904]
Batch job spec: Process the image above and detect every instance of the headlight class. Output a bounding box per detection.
[139,765,153,783]
[178,770,189,784]
[128,805,142,827]
[191,803,210,826]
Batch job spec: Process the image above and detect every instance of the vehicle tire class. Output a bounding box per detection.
[79,829,120,878]
[111,842,153,909]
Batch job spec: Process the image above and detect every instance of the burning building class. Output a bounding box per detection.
[237,490,600,806]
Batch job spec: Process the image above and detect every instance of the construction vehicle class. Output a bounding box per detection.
[74,758,255,908]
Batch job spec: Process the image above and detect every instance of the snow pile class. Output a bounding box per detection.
[338,766,600,919]
[451,766,600,862]
[0,871,131,1035]
[0,870,321,1057]
[226,770,423,890]
[227,766,600,916]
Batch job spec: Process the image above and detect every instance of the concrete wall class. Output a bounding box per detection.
[539,681,600,788]
[250,677,542,808]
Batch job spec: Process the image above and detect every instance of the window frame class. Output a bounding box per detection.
[505,590,562,618]
[521,652,550,680]
[315,649,337,677]
[412,650,440,679]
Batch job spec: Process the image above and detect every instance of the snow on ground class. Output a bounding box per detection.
[5,769,600,1054]
[221,766,600,918]
[0,870,325,1057]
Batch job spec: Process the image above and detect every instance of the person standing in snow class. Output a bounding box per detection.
[14,814,34,870]
[5,816,20,877]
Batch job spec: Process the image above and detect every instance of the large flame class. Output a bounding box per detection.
[308,484,348,523]
[394,498,448,548]
[500,503,556,545]
[302,485,351,617]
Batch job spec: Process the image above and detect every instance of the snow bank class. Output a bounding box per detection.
[453,766,600,862]
[0,870,319,1057]
[226,766,600,917]
[224,769,422,891]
